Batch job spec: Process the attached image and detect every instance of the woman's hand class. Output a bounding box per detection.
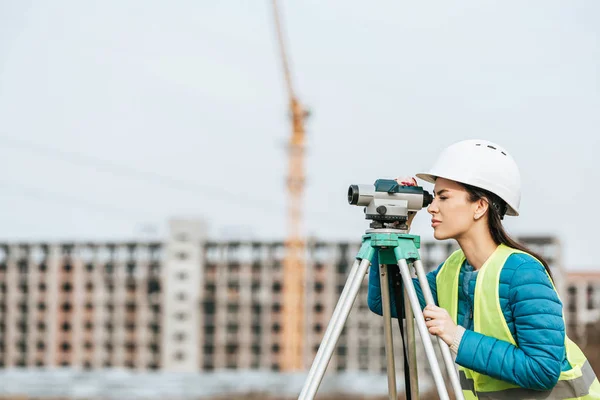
[395,176,417,187]
[423,304,458,346]
[395,176,418,228]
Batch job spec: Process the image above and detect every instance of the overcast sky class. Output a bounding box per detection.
[0,1,598,270]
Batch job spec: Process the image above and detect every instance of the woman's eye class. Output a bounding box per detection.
[439,196,448,200]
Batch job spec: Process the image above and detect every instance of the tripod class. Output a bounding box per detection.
[298,228,465,400]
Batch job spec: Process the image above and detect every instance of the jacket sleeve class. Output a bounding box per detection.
[455,259,565,391]
[367,251,441,318]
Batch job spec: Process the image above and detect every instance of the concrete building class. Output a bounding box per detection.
[566,271,600,346]
[0,219,588,373]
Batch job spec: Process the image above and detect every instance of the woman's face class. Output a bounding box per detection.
[427,178,479,240]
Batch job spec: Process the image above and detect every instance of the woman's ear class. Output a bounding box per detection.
[474,198,489,220]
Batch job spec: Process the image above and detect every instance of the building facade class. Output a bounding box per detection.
[566,271,600,346]
[0,219,590,373]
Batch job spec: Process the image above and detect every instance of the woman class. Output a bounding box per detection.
[368,139,600,399]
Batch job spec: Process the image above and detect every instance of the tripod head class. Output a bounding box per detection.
[348,179,433,229]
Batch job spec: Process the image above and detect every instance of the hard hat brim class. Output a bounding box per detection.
[415,173,437,184]
[415,172,519,216]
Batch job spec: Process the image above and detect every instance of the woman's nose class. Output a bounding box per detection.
[427,199,439,215]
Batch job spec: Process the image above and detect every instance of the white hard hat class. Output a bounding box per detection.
[415,139,521,216]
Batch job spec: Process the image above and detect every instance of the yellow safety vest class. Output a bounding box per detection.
[436,244,600,399]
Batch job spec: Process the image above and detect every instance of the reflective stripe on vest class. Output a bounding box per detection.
[461,361,599,399]
[436,244,600,399]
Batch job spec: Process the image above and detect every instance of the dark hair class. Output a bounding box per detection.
[461,183,554,283]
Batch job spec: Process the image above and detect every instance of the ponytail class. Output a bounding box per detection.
[462,183,554,283]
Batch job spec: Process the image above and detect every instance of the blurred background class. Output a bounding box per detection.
[0,1,599,399]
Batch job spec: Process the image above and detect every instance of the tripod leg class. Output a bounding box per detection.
[397,258,450,400]
[413,260,465,400]
[404,284,419,399]
[298,258,371,400]
[379,263,397,400]
[299,259,360,394]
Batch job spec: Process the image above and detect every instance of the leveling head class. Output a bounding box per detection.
[348,179,433,228]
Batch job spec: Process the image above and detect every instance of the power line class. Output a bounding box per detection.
[0,134,351,226]
[0,134,285,216]
[1,179,156,221]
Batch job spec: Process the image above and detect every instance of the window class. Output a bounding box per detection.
[149,323,160,334]
[176,292,187,301]
[204,325,215,335]
[568,286,576,312]
[272,282,282,293]
[227,303,239,313]
[226,344,238,355]
[126,262,136,275]
[205,283,216,296]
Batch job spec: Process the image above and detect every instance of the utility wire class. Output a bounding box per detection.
[0,134,350,225]
[0,134,285,216]
[1,179,156,221]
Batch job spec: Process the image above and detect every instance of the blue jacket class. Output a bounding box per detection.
[367,251,569,391]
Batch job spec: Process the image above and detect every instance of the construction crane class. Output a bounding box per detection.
[271,0,309,371]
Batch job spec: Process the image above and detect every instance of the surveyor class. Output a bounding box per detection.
[368,139,600,399]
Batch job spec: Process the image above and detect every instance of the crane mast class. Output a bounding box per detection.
[272,0,308,371]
